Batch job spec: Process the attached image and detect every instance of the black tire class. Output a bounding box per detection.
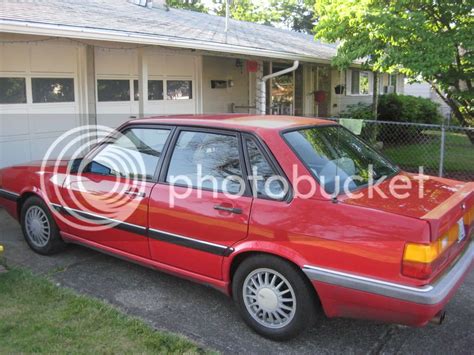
[232,254,320,341]
[20,196,65,255]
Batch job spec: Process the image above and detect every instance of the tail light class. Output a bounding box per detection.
[402,223,460,280]
[464,205,474,226]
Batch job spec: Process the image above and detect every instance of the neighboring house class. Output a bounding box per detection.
[404,81,451,119]
[0,0,404,168]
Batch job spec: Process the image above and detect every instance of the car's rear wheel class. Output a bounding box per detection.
[20,196,65,255]
[232,254,319,340]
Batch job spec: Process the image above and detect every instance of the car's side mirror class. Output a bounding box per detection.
[88,161,112,176]
[69,158,84,174]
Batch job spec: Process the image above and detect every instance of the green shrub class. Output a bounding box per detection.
[340,94,443,144]
[377,93,442,124]
[339,102,373,120]
[377,94,442,143]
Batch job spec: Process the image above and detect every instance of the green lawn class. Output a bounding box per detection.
[382,130,474,175]
[0,267,208,354]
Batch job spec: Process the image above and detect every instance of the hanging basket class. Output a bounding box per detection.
[334,84,345,95]
[314,90,327,103]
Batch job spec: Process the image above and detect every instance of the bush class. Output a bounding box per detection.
[339,102,373,120]
[377,94,443,143]
[377,93,442,124]
[340,94,443,144]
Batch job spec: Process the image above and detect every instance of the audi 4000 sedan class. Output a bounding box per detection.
[0,115,473,340]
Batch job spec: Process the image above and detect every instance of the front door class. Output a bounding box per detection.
[148,128,253,279]
[60,126,173,258]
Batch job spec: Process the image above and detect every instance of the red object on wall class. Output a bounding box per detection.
[314,90,327,103]
[246,60,259,73]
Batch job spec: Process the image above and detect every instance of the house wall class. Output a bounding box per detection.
[404,81,451,118]
[202,56,250,114]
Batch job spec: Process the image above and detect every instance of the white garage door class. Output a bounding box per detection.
[95,49,197,128]
[0,42,81,168]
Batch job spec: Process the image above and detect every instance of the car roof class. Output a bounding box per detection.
[130,114,335,133]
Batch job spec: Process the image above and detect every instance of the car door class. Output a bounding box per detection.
[148,127,253,279]
[59,125,173,258]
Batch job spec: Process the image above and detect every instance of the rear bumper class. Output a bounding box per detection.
[303,240,473,325]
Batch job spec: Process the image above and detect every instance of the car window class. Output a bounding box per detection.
[284,125,398,195]
[166,131,244,194]
[87,127,171,180]
[246,138,286,200]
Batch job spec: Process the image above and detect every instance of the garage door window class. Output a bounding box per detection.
[0,77,26,104]
[167,80,192,100]
[32,78,75,103]
[133,80,164,101]
[97,79,130,102]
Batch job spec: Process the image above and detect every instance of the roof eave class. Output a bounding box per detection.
[0,19,334,64]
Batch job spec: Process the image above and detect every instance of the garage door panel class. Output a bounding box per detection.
[165,55,195,76]
[96,49,137,76]
[30,45,76,73]
[28,112,79,134]
[0,110,29,137]
[163,100,195,114]
[0,45,29,73]
[0,139,31,168]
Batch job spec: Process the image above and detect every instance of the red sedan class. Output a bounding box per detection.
[0,115,473,340]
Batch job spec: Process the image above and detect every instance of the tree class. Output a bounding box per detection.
[214,0,316,33]
[271,0,315,34]
[314,0,474,142]
[166,0,208,13]
[214,0,277,24]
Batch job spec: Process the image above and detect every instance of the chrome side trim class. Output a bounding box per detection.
[0,188,20,202]
[303,240,474,305]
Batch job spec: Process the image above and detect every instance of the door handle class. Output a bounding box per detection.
[214,205,242,214]
[124,190,146,198]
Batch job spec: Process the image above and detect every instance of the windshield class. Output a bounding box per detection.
[283,125,399,195]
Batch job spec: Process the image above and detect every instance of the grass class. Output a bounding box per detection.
[382,130,474,175]
[0,267,208,354]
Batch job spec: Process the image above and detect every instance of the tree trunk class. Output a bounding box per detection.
[372,72,378,119]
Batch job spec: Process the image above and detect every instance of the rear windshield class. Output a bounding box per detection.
[283,125,399,195]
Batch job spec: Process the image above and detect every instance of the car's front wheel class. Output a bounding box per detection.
[20,196,65,255]
[232,254,319,340]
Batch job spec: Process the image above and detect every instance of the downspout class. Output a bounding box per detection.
[257,60,299,115]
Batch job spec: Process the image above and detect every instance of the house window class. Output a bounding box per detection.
[0,77,26,104]
[351,71,369,95]
[389,74,397,93]
[97,79,130,102]
[133,80,164,101]
[32,78,75,103]
[149,80,164,101]
[167,80,192,100]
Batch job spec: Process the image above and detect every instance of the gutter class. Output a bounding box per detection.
[0,19,333,64]
[257,60,299,114]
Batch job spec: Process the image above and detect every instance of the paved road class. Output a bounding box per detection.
[1,209,473,354]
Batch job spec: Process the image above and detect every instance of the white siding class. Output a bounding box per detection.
[202,56,249,113]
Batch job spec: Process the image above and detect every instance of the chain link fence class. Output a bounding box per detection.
[327,118,474,182]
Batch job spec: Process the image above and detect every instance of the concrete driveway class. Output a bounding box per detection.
[1,208,473,354]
